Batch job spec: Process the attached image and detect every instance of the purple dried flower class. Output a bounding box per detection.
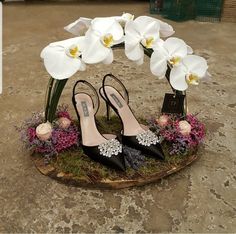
[123,146,146,170]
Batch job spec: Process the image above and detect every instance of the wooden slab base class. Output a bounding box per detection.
[31,153,199,189]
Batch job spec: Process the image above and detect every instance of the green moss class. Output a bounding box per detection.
[45,116,195,182]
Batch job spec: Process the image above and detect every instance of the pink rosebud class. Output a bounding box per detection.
[157,115,169,127]
[36,122,52,141]
[179,120,191,136]
[58,117,71,129]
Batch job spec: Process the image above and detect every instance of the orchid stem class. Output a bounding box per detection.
[45,77,54,122]
[47,79,68,122]
[184,90,188,117]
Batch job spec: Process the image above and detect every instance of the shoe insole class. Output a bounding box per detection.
[75,93,115,146]
[101,86,146,136]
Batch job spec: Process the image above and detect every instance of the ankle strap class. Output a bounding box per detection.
[72,80,100,115]
[102,73,129,104]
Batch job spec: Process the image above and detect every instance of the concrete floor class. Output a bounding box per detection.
[1,2,236,233]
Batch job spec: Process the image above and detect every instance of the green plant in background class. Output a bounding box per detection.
[150,0,223,22]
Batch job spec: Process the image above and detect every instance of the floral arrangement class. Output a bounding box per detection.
[20,13,207,164]
[16,105,80,158]
[41,13,210,91]
[149,114,205,155]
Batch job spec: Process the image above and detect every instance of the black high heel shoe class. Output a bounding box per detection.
[72,80,126,171]
[99,74,165,160]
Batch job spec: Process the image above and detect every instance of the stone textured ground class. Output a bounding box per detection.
[1,2,236,233]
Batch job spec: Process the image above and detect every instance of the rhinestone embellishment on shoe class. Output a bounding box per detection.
[136,130,159,146]
[98,139,122,157]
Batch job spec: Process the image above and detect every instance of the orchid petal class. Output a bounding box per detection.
[113,35,125,45]
[134,16,160,38]
[150,50,168,78]
[82,30,110,64]
[64,17,92,36]
[125,42,144,61]
[40,45,57,59]
[124,28,141,50]
[102,49,113,64]
[124,21,141,51]
[49,36,85,49]
[182,55,208,77]
[170,65,188,91]
[125,20,142,40]
[124,24,144,61]
[152,38,165,50]
[42,46,82,79]
[156,19,175,37]
[91,18,124,41]
[164,37,187,58]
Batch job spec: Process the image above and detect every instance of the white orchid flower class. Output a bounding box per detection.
[82,17,124,64]
[170,55,208,91]
[125,16,160,64]
[150,37,188,78]
[40,37,86,80]
[64,17,92,36]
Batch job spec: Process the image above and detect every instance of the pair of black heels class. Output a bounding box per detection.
[72,74,165,171]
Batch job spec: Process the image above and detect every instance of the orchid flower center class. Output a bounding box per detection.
[66,45,81,58]
[169,56,181,66]
[186,74,199,85]
[101,34,114,48]
[142,36,154,49]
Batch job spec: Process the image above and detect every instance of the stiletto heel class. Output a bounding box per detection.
[99,74,165,160]
[72,80,126,171]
